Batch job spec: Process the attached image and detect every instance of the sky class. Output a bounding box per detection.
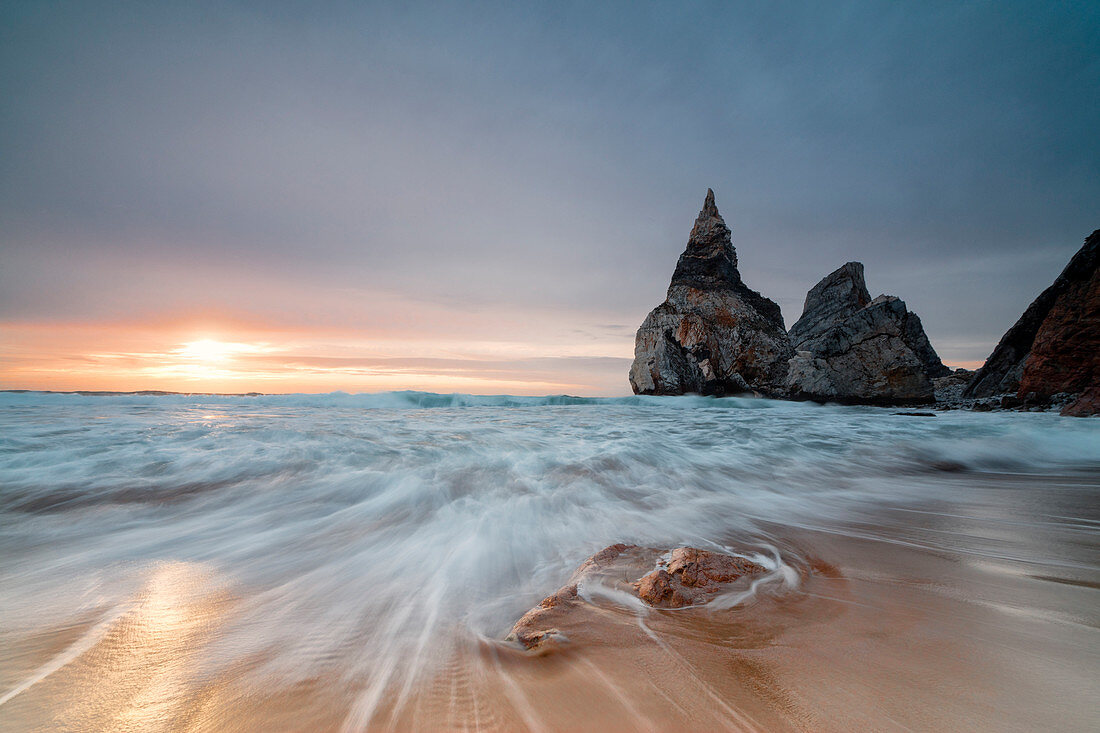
[2,0,1098,395]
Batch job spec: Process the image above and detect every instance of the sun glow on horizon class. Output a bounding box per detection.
[0,318,996,397]
[130,338,275,383]
[0,321,636,395]
[175,339,269,363]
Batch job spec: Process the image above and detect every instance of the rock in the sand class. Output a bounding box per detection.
[507,543,633,651]
[507,545,766,650]
[634,547,765,609]
[964,230,1099,414]
[785,262,949,405]
[628,190,793,396]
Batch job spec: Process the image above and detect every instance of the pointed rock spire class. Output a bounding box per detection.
[702,188,718,215]
[629,189,792,396]
[672,189,739,289]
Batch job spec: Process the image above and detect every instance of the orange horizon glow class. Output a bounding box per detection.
[0,319,636,396]
[1,317,988,397]
[946,360,986,372]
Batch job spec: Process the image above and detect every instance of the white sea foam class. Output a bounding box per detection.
[1,391,1097,723]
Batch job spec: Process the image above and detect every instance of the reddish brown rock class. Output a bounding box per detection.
[1016,239,1100,407]
[507,543,635,650]
[1061,385,1100,417]
[965,230,1099,410]
[634,569,687,608]
[508,545,768,649]
[634,547,766,608]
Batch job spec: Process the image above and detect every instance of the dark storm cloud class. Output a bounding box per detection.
[2,0,1098,367]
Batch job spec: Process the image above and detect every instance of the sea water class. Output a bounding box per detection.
[1,392,1098,731]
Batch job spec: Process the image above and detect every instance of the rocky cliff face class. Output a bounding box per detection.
[964,230,1099,403]
[786,262,949,405]
[628,190,793,395]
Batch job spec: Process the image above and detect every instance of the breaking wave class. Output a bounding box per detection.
[0,388,780,409]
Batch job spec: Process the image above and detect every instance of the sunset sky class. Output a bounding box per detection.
[2,1,1098,395]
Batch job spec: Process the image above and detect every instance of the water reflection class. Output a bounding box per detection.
[3,563,229,732]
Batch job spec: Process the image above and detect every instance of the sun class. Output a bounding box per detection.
[177,339,239,362]
[175,339,269,363]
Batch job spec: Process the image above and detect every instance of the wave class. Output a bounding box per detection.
[0,389,789,409]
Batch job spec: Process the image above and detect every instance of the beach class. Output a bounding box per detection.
[1,392,1097,731]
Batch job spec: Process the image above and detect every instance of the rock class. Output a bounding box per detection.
[1015,238,1100,408]
[787,262,871,347]
[1062,385,1100,417]
[507,544,767,650]
[1047,392,1077,411]
[634,547,765,608]
[785,263,949,405]
[629,190,793,395]
[933,368,974,404]
[964,230,1099,408]
[507,543,634,650]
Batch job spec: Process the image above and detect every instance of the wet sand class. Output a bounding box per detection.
[3,471,1097,732]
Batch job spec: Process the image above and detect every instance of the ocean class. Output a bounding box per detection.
[2,392,1098,731]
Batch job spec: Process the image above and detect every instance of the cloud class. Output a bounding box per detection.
[1,1,1097,392]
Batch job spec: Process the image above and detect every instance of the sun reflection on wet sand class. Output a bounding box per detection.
[1,563,232,732]
[7,523,1097,733]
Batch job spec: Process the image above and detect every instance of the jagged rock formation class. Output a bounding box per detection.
[964,230,1099,416]
[628,190,792,395]
[786,262,950,405]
